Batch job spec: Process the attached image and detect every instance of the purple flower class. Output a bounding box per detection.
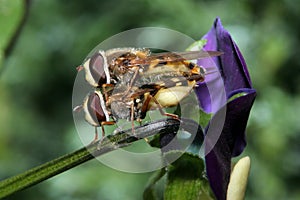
[196,18,256,200]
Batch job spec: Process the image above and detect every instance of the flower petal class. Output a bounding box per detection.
[195,69,227,113]
[196,18,253,113]
[205,90,256,200]
[210,17,252,91]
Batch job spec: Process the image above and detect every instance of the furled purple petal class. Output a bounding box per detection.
[206,17,252,90]
[194,18,257,199]
[196,17,253,113]
[205,90,256,200]
[227,88,257,156]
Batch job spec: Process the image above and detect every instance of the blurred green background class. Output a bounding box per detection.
[1,0,299,199]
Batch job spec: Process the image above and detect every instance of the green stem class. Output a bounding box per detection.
[0,118,181,199]
[0,145,93,199]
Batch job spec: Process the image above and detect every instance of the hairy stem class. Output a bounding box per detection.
[0,118,188,198]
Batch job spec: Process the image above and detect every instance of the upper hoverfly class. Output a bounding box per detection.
[75,48,222,140]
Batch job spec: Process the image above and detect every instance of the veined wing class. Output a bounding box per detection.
[130,50,223,65]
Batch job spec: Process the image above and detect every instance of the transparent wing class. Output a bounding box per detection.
[131,50,223,65]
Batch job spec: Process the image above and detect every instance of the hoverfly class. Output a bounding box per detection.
[78,47,221,89]
[75,48,222,140]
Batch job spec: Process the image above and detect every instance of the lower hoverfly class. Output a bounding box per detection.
[75,48,222,140]
[80,74,198,140]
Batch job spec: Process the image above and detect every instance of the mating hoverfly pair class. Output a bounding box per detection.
[74,47,222,141]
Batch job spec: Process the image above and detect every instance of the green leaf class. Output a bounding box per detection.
[164,153,215,200]
[199,109,212,128]
[186,39,207,51]
[143,168,167,200]
[0,0,24,67]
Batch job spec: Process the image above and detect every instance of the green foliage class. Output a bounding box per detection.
[143,168,167,200]
[199,109,212,129]
[0,0,23,67]
[143,153,214,200]
[164,153,214,200]
[186,39,207,51]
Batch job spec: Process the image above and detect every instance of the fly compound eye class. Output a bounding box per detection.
[199,66,206,76]
[89,53,104,84]
[83,91,110,126]
[83,51,110,87]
